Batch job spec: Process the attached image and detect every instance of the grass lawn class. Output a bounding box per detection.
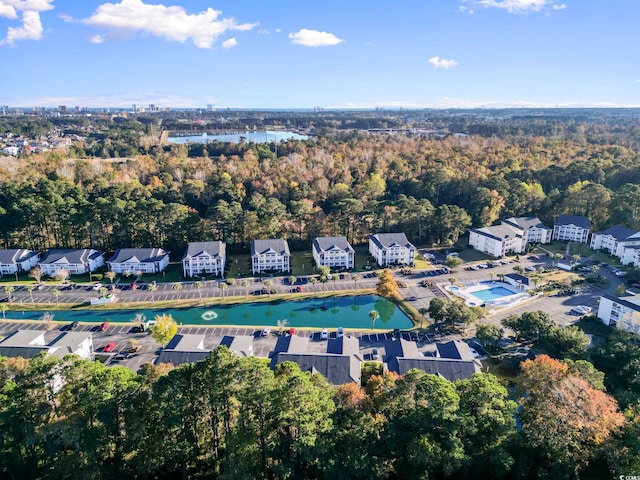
[454,236,495,263]
[574,317,614,339]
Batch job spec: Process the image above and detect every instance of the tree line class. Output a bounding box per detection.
[2,123,640,254]
[1,347,637,480]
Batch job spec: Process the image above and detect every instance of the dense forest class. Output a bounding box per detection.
[2,111,640,256]
[2,336,640,480]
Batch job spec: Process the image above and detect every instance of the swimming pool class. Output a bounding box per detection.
[445,282,526,307]
[2,295,413,330]
[472,286,518,302]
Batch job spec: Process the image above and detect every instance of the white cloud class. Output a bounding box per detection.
[274,28,281,33]
[330,98,640,109]
[0,0,53,45]
[428,56,459,69]
[89,34,104,44]
[288,28,343,47]
[221,37,236,49]
[79,0,257,49]
[257,28,269,34]
[459,6,474,14]
[465,0,566,13]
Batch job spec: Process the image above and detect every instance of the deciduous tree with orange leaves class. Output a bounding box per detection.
[517,354,625,478]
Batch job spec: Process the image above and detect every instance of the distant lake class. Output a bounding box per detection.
[168,130,309,144]
[4,295,412,329]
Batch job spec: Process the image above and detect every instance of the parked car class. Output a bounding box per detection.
[371,348,380,360]
[103,342,116,353]
[469,347,480,358]
[69,321,79,331]
[295,286,303,292]
[99,322,109,332]
[337,327,344,338]
[262,327,271,337]
[525,266,536,272]
[92,283,104,291]
[130,282,137,290]
[320,328,328,340]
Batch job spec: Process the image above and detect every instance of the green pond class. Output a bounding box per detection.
[6,295,413,329]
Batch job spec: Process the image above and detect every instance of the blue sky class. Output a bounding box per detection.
[1,0,639,108]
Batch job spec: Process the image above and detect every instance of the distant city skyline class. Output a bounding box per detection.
[1,0,639,109]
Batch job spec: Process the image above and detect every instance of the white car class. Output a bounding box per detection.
[92,283,104,291]
[262,327,271,337]
[320,328,328,340]
[469,347,480,358]
[337,327,344,338]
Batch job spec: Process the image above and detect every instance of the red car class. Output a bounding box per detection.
[130,282,137,290]
[103,342,116,353]
[99,322,109,331]
[295,286,303,293]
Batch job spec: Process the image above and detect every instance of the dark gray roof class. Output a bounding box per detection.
[503,216,551,231]
[182,241,226,260]
[369,233,415,250]
[273,353,361,385]
[0,346,49,359]
[554,215,591,229]
[165,334,205,351]
[327,335,359,355]
[396,358,481,382]
[471,224,521,242]
[39,249,103,265]
[312,236,354,254]
[251,239,290,256]
[505,273,530,286]
[436,340,476,361]
[271,334,309,361]
[593,225,640,241]
[49,332,92,350]
[219,335,254,357]
[0,330,46,346]
[156,350,211,366]
[0,249,38,264]
[107,248,169,264]
[602,293,640,313]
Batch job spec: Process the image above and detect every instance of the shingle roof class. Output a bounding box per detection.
[107,248,169,264]
[327,335,360,355]
[273,353,361,385]
[436,340,476,361]
[182,241,226,260]
[156,351,211,366]
[554,215,591,229]
[396,358,481,382]
[0,346,49,359]
[0,249,38,265]
[312,237,354,254]
[0,330,46,347]
[251,239,290,256]
[593,225,640,241]
[602,293,640,312]
[39,249,103,265]
[503,216,551,231]
[165,334,205,351]
[369,233,415,250]
[471,224,521,242]
[219,335,254,357]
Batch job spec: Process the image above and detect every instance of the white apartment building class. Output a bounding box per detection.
[182,241,226,277]
[598,294,640,336]
[469,216,551,258]
[312,237,355,269]
[552,215,591,244]
[38,249,105,276]
[107,248,170,274]
[0,249,40,275]
[369,233,416,267]
[590,225,640,259]
[251,239,291,274]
